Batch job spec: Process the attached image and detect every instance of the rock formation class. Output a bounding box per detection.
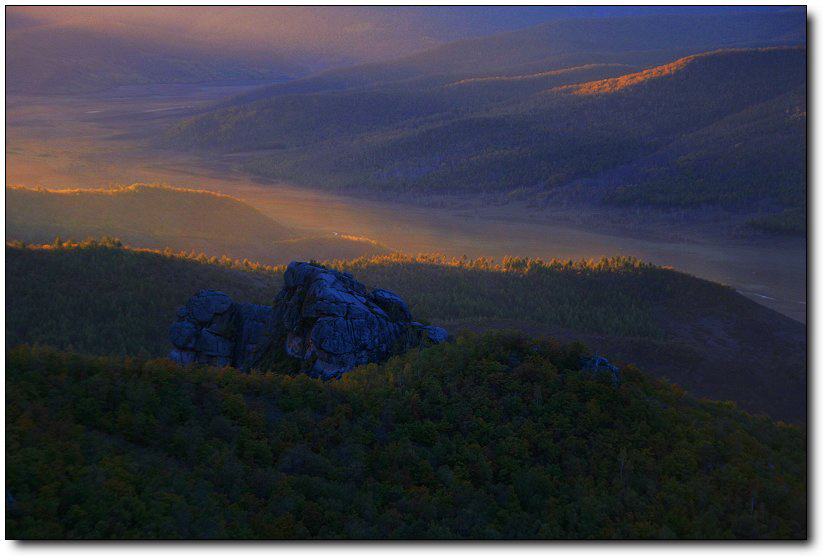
[580,355,621,384]
[170,261,448,379]
[168,290,277,369]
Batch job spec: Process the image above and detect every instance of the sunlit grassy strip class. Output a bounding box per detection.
[7,183,238,199]
[562,56,693,95]
[7,237,282,276]
[273,234,384,248]
[560,47,798,96]
[8,237,657,276]
[7,238,667,352]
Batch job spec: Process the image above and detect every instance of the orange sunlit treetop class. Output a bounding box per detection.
[556,46,801,95]
[558,55,696,95]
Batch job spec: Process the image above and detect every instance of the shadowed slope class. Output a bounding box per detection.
[206,48,803,219]
[5,243,806,422]
[221,11,804,103]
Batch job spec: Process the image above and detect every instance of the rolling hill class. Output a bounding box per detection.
[6,241,806,423]
[602,86,806,209]
[16,7,783,95]
[166,63,639,152]
[167,47,806,230]
[8,5,652,95]
[5,184,390,264]
[213,11,804,102]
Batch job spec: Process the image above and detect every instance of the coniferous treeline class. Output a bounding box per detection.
[6,239,700,359]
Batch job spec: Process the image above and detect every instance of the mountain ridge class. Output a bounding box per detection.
[222,11,804,104]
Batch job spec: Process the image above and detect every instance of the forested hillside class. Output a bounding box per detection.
[168,47,806,228]
[166,63,638,152]
[6,334,806,539]
[6,240,806,421]
[6,185,389,264]
[603,86,805,204]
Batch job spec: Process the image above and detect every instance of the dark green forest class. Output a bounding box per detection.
[6,333,806,539]
[4,240,808,539]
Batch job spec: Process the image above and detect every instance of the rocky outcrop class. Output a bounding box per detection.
[580,355,621,384]
[275,262,448,379]
[169,290,278,369]
[169,262,448,379]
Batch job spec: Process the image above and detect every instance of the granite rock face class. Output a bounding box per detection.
[169,262,448,378]
[169,290,278,369]
[276,262,448,379]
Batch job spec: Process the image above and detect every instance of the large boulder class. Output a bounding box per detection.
[169,290,278,369]
[275,262,448,379]
[169,262,448,379]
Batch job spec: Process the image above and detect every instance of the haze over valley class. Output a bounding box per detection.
[6,29,807,321]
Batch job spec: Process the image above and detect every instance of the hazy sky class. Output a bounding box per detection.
[7,5,804,69]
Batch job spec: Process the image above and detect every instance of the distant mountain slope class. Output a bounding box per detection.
[604,86,805,206]
[358,47,805,195]
[172,46,805,157]
[173,47,805,224]
[220,11,804,102]
[18,8,799,95]
[167,63,636,152]
[6,243,806,422]
[382,11,804,79]
[9,5,665,95]
[5,23,300,94]
[5,185,389,263]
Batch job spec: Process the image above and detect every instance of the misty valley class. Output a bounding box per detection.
[4,6,808,541]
